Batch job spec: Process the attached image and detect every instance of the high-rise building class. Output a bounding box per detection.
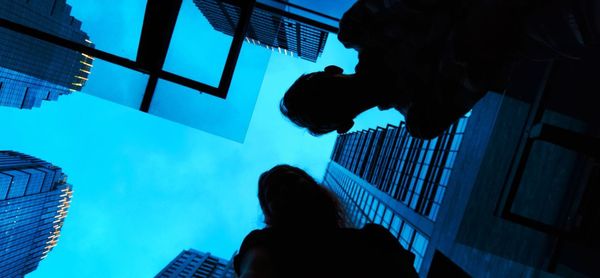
[156,249,236,278]
[0,0,93,109]
[324,118,469,270]
[324,54,600,277]
[0,151,73,277]
[194,0,329,62]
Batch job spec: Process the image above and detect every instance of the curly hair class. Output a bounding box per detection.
[258,164,347,229]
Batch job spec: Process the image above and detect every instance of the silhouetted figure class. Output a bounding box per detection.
[233,165,418,278]
[281,0,599,139]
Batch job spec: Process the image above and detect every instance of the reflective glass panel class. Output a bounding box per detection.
[66,0,147,59]
[163,0,237,87]
[151,41,271,142]
[0,24,94,109]
[1,0,147,59]
[82,59,148,109]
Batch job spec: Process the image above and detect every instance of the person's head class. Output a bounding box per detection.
[258,164,346,229]
[280,65,357,136]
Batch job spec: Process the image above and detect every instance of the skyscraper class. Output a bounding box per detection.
[0,151,73,277]
[194,0,329,62]
[0,0,92,109]
[324,54,600,277]
[324,118,469,270]
[156,249,236,278]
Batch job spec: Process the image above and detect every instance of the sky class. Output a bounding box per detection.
[1,0,401,277]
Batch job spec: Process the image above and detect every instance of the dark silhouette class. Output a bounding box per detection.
[281,0,598,139]
[234,165,418,278]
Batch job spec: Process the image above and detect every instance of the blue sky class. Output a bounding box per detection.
[1,0,401,276]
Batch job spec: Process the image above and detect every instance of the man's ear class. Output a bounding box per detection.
[336,120,354,134]
[324,65,344,74]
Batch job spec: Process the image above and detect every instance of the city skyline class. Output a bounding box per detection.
[8,0,597,277]
[1,0,402,276]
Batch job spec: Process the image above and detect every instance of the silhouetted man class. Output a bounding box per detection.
[281,0,598,139]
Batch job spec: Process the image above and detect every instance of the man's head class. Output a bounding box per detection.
[280,65,356,136]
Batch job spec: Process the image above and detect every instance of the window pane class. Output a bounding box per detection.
[151,42,271,142]
[70,0,147,58]
[411,233,429,256]
[163,0,237,87]
[368,199,378,220]
[374,204,384,224]
[383,209,393,228]
[82,59,148,109]
[390,216,402,237]
[400,224,414,249]
[4,0,148,59]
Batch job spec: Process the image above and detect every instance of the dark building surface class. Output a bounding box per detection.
[0,151,73,277]
[325,52,600,277]
[194,0,328,62]
[0,0,92,109]
[324,117,469,270]
[156,249,236,278]
[421,54,600,277]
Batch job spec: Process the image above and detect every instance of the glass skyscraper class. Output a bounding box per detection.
[0,0,92,109]
[323,118,469,271]
[195,0,329,62]
[0,151,73,277]
[324,50,600,276]
[156,249,236,278]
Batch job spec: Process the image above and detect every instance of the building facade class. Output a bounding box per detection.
[0,0,92,109]
[194,0,328,62]
[156,249,236,278]
[324,54,600,277]
[324,118,469,271]
[0,151,73,277]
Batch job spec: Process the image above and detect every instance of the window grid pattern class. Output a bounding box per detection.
[330,118,469,221]
[323,168,428,270]
[0,151,72,278]
[0,0,93,109]
[194,0,328,62]
[156,249,236,278]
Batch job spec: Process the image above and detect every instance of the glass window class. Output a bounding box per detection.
[424,149,434,163]
[441,169,451,185]
[411,233,428,256]
[434,187,446,203]
[163,0,239,86]
[3,0,147,59]
[0,173,12,200]
[363,195,373,211]
[82,59,148,109]
[400,224,414,249]
[382,208,393,228]
[430,203,440,220]
[409,192,420,210]
[451,135,463,150]
[447,152,457,167]
[368,199,378,220]
[390,216,402,237]
[413,254,423,271]
[458,118,468,132]
[374,204,385,224]
[151,41,270,143]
